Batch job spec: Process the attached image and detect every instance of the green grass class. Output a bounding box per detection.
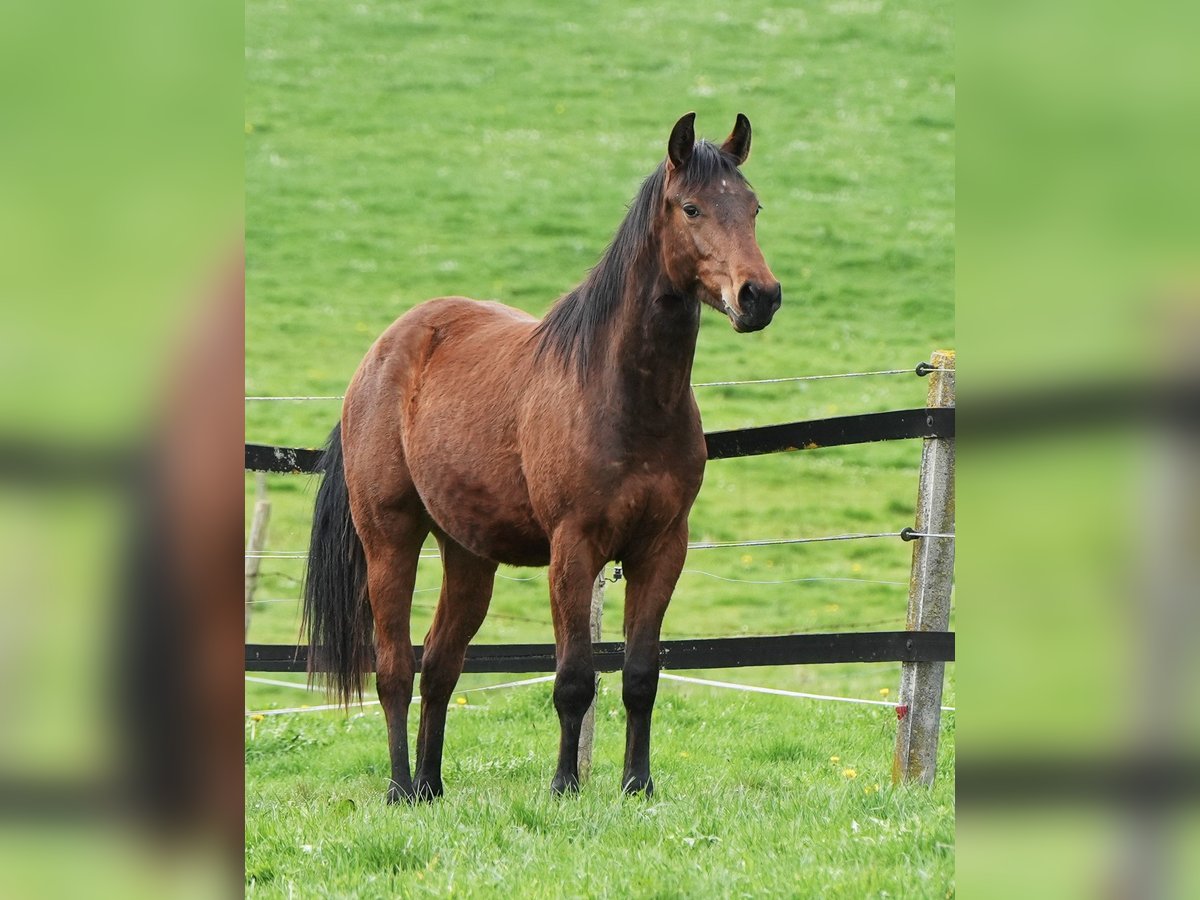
[246,0,953,895]
[248,688,954,898]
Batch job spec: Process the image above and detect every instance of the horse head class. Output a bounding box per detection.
[659,112,782,333]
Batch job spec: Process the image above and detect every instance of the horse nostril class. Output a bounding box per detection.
[737,282,759,310]
[738,282,781,315]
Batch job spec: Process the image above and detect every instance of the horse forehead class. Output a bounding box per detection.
[698,176,752,204]
[703,186,753,222]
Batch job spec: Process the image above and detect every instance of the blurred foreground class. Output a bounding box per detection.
[0,0,242,896]
[958,1,1200,897]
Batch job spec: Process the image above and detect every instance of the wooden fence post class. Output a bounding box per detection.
[577,567,605,782]
[893,350,955,785]
[245,472,271,636]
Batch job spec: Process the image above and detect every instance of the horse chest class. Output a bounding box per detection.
[598,448,705,538]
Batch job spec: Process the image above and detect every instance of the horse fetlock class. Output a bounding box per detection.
[413,776,444,802]
[550,772,581,796]
[621,772,654,797]
[385,779,417,805]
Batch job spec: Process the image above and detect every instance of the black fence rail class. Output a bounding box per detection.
[247,631,954,674]
[245,407,954,474]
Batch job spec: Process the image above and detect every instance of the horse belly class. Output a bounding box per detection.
[430,488,550,566]
[408,429,550,567]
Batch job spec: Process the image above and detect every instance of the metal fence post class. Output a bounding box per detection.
[893,350,955,785]
[577,567,605,782]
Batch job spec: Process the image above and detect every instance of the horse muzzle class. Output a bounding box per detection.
[725,281,782,333]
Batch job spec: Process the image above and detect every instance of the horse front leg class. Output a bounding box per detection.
[547,528,604,795]
[620,526,687,796]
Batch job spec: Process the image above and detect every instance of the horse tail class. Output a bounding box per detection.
[301,422,373,706]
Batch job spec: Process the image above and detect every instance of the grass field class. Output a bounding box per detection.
[246,0,954,895]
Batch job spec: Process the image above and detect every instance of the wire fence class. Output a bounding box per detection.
[247,569,908,601]
[246,674,558,717]
[244,671,954,718]
[246,562,922,637]
[680,569,906,587]
[245,529,953,561]
[659,673,956,712]
[245,362,954,402]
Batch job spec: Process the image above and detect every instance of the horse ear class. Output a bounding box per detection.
[667,112,696,171]
[721,113,752,166]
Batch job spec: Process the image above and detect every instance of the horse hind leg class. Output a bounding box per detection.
[413,536,497,800]
[360,507,430,804]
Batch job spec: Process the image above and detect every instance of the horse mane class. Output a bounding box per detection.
[533,140,745,377]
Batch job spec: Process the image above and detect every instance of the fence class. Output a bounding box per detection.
[244,352,956,785]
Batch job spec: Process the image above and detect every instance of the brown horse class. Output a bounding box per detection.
[302,113,780,802]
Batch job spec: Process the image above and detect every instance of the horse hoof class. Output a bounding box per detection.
[622,774,654,797]
[413,779,444,802]
[386,782,417,805]
[550,774,580,796]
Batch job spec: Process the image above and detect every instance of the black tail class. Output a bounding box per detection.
[301,423,372,706]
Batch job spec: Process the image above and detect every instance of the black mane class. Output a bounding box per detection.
[533,140,745,377]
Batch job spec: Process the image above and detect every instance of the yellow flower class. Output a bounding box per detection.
[251,714,265,722]
[679,751,690,758]
[879,688,890,698]
[456,696,467,705]
[842,768,858,779]
[740,554,753,565]
[863,783,880,795]
[829,755,840,764]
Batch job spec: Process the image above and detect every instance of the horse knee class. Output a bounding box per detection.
[623,661,658,714]
[553,661,595,718]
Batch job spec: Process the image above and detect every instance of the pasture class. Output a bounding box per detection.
[246,0,954,895]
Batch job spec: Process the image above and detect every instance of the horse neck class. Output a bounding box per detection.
[596,248,701,421]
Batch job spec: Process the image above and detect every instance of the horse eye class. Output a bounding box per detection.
[682,203,700,218]
[755,204,763,216]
